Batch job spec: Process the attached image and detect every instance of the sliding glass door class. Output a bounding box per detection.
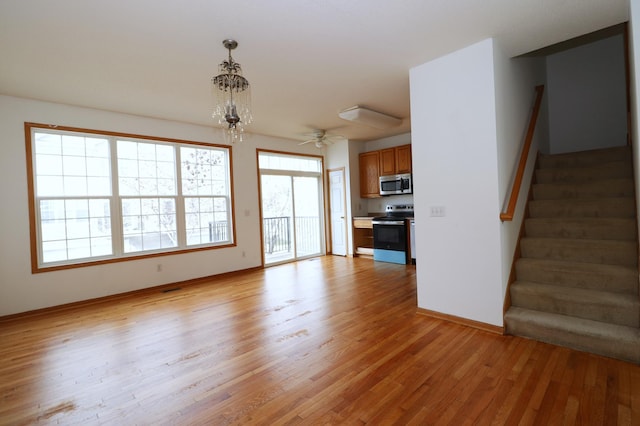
[259,151,324,265]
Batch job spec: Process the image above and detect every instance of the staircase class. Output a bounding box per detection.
[504,145,640,363]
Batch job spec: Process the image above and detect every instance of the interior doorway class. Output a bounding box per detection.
[328,168,347,256]
[258,151,325,266]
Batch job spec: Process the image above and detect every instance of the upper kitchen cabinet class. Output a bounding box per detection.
[395,145,412,174]
[379,148,396,176]
[380,145,412,176]
[359,151,381,198]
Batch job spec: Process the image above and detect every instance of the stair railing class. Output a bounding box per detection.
[500,85,545,222]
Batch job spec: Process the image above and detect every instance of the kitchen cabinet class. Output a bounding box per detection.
[379,148,396,176]
[353,217,374,258]
[359,144,412,197]
[380,145,412,176]
[395,144,412,174]
[359,151,381,198]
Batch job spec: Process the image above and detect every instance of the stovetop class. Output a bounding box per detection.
[376,204,414,219]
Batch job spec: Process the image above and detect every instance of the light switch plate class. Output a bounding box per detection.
[430,206,445,217]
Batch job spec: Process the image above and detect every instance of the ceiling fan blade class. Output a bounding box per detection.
[298,139,315,145]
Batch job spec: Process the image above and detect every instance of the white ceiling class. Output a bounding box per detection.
[0,0,630,143]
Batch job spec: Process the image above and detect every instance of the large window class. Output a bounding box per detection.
[26,123,234,272]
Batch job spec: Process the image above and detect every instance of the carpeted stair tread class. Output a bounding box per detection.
[535,161,632,184]
[538,146,631,169]
[524,217,637,241]
[528,198,636,218]
[532,178,634,200]
[515,258,638,294]
[520,237,638,266]
[506,145,639,363]
[510,281,640,327]
[505,307,640,364]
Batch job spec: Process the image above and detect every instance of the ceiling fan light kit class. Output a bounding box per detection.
[338,106,401,129]
[299,129,344,149]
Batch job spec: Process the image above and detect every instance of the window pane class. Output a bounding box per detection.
[185,196,229,245]
[118,141,138,159]
[40,219,66,241]
[34,132,111,198]
[85,138,109,157]
[67,238,91,259]
[88,177,111,196]
[36,154,63,175]
[157,161,175,179]
[91,237,112,256]
[66,218,89,239]
[35,133,61,155]
[38,197,113,262]
[62,135,85,156]
[64,176,88,196]
[122,198,176,253]
[181,146,228,197]
[87,157,110,177]
[156,144,174,162]
[37,176,64,197]
[259,152,322,173]
[42,240,67,263]
[117,141,176,196]
[63,156,87,176]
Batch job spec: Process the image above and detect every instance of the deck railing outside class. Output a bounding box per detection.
[263,216,320,256]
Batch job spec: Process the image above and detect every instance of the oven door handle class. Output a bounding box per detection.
[372,220,406,226]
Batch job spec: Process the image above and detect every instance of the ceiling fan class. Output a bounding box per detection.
[298,129,345,149]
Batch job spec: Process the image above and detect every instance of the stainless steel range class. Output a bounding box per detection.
[372,204,413,264]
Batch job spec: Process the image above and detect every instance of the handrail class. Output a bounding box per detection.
[500,85,545,222]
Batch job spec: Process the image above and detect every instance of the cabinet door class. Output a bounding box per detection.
[379,148,396,176]
[395,144,412,173]
[359,151,380,198]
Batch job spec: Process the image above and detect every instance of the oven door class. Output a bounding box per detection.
[372,219,407,251]
[372,219,408,264]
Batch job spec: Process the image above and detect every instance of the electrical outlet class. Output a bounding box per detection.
[430,206,446,217]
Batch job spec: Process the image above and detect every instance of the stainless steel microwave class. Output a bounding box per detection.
[379,173,412,195]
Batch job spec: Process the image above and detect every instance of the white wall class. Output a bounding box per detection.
[409,38,544,327]
[493,43,547,297]
[0,95,320,316]
[409,39,504,327]
[546,34,627,154]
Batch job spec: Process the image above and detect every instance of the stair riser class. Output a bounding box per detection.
[520,240,638,266]
[533,180,634,200]
[508,146,639,364]
[525,219,637,241]
[515,261,638,294]
[528,199,636,218]
[535,164,632,184]
[538,147,631,169]
[505,314,640,364]
[511,285,640,327]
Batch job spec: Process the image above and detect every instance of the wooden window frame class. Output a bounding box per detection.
[25,122,236,273]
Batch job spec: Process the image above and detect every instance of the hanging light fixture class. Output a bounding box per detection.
[212,39,252,142]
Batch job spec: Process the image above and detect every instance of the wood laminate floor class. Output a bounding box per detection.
[0,256,638,425]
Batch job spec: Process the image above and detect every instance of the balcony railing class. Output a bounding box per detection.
[264,216,291,254]
[263,216,320,256]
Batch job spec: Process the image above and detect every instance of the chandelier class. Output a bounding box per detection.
[211,39,252,142]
